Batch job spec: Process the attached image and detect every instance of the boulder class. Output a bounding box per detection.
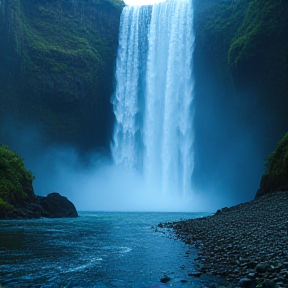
[1,192,78,219]
[37,193,78,218]
[255,263,270,274]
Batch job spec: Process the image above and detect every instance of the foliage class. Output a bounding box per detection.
[228,0,288,68]
[0,144,34,210]
[194,0,288,94]
[0,0,123,150]
[257,133,288,197]
[193,0,248,87]
[0,197,14,211]
[264,133,288,177]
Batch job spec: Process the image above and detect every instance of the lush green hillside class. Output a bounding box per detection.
[0,0,123,151]
[0,144,35,215]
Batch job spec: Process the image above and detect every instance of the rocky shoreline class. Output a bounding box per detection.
[160,191,288,288]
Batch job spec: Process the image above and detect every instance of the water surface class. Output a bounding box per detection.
[0,212,218,288]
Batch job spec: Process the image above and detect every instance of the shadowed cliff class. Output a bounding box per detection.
[193,0,288,202]
[0,0,123,152]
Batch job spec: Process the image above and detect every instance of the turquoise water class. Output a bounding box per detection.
[0,212,219,288]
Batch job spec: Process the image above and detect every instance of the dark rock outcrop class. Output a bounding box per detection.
[38,193,78,218]
[3,192,78,220]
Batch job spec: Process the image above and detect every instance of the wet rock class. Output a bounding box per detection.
[2,192,78,219]
[160,191,288,287]
[247,262,258,269]
[262,280,276,288]
[256,263,270,274]
[239,277,256,288]
[160,275,170,283]
[247,273,256,279]
[188,272,201,277]
[38,193,78,218]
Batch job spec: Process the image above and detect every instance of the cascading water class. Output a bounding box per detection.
[111,0,195,198]
[111,5,151,171]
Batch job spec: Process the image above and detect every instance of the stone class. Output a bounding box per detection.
[256,263,270,274]
[262,280,276,288]
[38,193,78,218]
[239,277,257,288]
[159,191,288,286]
[188,272,201,277]
[1,192,78,219]
[247,273,256,279]
[160,275,170,283]
[247,262,257,269]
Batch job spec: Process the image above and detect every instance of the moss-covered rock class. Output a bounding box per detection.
[256,133,288,198]
[0,0,123,151]
[0,144,35,216]
[0,144,78,219]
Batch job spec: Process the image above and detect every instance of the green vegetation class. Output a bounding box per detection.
[265,133,288,173]
[0,0,123,150]
[0,145,34,212]
[256,133,288,197]
[228,0,288,67]
[194,0,248,86]
[195,0,288,93]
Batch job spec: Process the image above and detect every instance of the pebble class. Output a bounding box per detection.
[188,272,202,277]
[160,191,288,288]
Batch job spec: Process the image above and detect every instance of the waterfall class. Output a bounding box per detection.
[111,0,195,197]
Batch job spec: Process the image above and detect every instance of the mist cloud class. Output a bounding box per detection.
[28,146,222,212]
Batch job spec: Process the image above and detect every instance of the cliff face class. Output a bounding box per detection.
[194,0,288,100]
[0,0,123,151]
[193,0,288,199]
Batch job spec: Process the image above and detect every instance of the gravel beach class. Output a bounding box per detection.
[161,191,288,287]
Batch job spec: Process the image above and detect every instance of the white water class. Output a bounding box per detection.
[111,0,195,198]
[124,0,166,6]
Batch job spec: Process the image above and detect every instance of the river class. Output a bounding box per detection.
[0,212,223,288]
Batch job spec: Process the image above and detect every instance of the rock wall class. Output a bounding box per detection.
[0,0,123,151]
[193,0,288,199]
